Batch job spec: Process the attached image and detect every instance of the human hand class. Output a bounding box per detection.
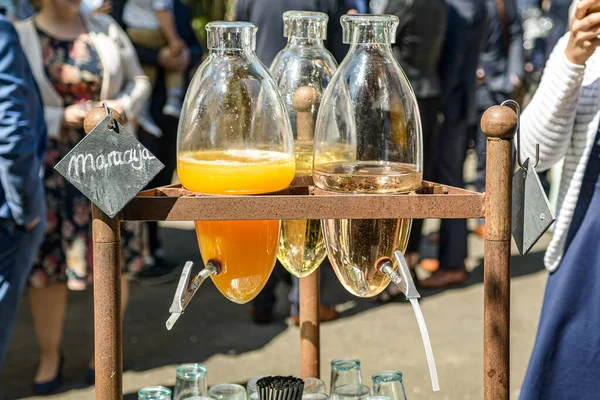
[24,216,41,231]
[510,73,522,90]
[99,100,127,122]
[565,0,600,65]
[63,104,88,129]
[168,37,186,57]
[94,0,112,14]
[158,46,190,71]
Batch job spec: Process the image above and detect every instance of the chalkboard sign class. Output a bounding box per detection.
[54,114,164,218]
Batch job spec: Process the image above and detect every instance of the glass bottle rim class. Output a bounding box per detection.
[331,358,361,370]
[206,21,257,51]
[209,383,247,397]
[176,363,207,379]
[372,371,403,383]
[138,385,172,397]
[340,14,399,44]
[283,10,328,39]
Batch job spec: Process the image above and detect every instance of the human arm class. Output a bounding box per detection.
[156,8,185,55]
[173,0,203,68]
[520,0,600,171]
[104,15,152,121]
[0,18,45,227]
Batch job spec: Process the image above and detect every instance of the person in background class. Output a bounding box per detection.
[472,0,524,237]
[235,0,349,66]
[112,0,203,279]
[15,0,151,392]
[122,0,187,137]
[376,0,447,301]
[519,1,600,396]
[0,14,46,375]
[235,0,348,324]
[418,0,488,289]
[346,0,367,13]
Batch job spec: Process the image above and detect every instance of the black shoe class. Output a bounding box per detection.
[135,256,179,285]
[84,367,95,385]
[33,354,64,395]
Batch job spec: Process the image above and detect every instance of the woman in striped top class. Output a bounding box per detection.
[520,0,600,398]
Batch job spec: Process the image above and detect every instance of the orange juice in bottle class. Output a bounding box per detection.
[176,21,295,305]
[178,149,295,303]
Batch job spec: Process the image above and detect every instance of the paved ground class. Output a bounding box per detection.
[0,218,551,400]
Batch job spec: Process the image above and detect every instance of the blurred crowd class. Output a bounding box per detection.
[0,0,580,396]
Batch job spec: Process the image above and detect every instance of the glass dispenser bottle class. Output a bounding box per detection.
[313,14,422,297]
[176,22,295,304]
[270,11,337,278]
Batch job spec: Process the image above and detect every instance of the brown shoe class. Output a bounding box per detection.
[418,268,467,289]
[420,258,440,273]
[291,304,338,326]
[473,224,485,239]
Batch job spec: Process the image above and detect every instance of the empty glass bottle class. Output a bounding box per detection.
[313,14,422,297]
[372,372,407,400]
[330,358,362,394]
[139,386,172,400]
[332,384,371,400]
[270,11,337,278]
[209,384,247,400]
[176,21,295,304]
[246,375,265,400]
[174,363,208,400]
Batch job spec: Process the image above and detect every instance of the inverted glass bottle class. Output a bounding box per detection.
[313,15,422,297]
[177,22,295,303]
[372,372,407,400]
[270,11,337,278]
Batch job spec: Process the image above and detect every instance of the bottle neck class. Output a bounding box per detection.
[286,36,325,48]
[208,47,254,56]
[343,21,395,46]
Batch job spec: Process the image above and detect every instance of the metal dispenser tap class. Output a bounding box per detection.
[166,260,221,330]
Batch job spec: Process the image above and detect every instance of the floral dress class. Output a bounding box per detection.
[30,27,144,290]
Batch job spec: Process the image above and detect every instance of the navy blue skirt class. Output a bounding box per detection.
[520,130,600,399]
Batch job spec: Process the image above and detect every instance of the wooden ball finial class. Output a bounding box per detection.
[292,86,318,112]
[480,105,518,140]
[83,106,123,134]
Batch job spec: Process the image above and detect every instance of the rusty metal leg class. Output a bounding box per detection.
[481,106,517,400]
[300,270,320,378]
[92,205,122,399]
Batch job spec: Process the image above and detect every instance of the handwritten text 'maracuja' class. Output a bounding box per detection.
[67,144,156,178]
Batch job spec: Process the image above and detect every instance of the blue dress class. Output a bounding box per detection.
[520,128,600,399]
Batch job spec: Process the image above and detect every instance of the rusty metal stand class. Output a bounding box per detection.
[482,106,516,399]
[92,205,122,400]
[300,271,320,378]
[90,107,515,400]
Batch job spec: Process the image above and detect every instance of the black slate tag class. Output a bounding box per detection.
[54,115,164,218]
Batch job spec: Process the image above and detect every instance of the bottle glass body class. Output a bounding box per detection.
[372,372,407,400]
[174,363,208,400]
[270,11,337,278]
[330,358,362,394]
[139,386,172,400]
[176,22,295,303]
[313,14,422,297]
[332,384,371,400]
[209,384,247,400]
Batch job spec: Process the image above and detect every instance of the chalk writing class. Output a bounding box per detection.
[67,144,156,178]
